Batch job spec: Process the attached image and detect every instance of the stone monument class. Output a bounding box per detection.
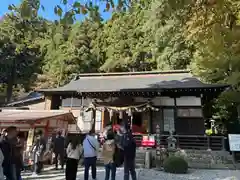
[166,131,177,156]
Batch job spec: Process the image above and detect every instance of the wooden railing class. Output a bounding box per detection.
[133,134,226,151]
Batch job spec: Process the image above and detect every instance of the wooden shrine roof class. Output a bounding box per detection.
[38,70,229,94]
[0,110,75,123]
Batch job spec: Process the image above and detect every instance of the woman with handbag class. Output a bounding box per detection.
[65,137,83,180]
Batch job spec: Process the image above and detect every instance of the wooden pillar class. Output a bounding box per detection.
[109,109,113,123]
[101,110,105,130]
[173,97,177,134]
[44,95,52,110]
[143,111,150,134]
[91,109,96,133]
[44,120,50,137]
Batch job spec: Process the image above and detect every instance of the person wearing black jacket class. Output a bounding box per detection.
[1,126,18,180]
[123,133,137,180]
[53,131,65,170]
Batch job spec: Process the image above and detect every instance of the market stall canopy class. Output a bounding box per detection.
[0,110,75,123]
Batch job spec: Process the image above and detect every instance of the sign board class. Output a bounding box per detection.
[26,128,35,147]
[228,134,240,151]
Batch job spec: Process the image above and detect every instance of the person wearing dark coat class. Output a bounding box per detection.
[15,133,25,180]
[123,134,137,180]
[1,126,18,180]
[53,131,65,170]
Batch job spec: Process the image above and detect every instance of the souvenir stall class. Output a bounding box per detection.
[0,110,75,164]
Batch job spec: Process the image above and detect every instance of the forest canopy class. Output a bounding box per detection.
[0,0,240,121]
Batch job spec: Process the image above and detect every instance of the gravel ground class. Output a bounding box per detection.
[22,166,240,180]
[138,169,240,180]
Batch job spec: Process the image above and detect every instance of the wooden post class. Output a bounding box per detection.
[221,136,226,151]
[207,136,211,150]
[91,109,96,133]
[101,110,105,130]
[155,124,161,169]
[173,97,177,134]
[44,96,52,110]
[109,109,113,123]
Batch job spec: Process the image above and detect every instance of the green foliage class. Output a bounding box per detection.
[101,1,155,72]
[39,17,104,87]
[0,0,48,101]
[1,0,240,123]
[145,0,193,70]
[163,156,188,174]
[187,0,240,119]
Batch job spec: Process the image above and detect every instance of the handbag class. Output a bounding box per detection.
[87,139,96,151]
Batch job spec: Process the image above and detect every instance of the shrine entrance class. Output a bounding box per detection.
[86,99,160,134]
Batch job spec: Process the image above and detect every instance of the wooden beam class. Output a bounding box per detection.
[101,110,105,130]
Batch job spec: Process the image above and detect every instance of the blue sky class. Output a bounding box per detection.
[0,0,112,20]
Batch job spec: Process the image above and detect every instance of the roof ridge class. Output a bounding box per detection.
[76,70,190,78]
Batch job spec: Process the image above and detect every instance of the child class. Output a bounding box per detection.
[102,133,116,180]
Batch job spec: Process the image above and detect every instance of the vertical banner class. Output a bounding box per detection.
[26,128,35,151]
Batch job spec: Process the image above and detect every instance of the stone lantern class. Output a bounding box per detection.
[166,131,177,151]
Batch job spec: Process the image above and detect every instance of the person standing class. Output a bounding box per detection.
[123,132,137,180]
[83,130,99,180]
[53,131,65,170]
[0,143,4,180]
[1,126,18,180]
[31,130,46,175]
[102,133,116,180]
[65,137,83,180]
[15,133,25,180]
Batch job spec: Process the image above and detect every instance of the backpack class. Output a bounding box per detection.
[113,145,124,167]
[119,131,133,150]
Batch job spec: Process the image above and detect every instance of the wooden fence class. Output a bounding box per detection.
[133,134,226,151]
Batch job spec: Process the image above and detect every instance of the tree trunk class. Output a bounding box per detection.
[6,59,16,103]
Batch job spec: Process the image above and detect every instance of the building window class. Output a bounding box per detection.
[163,109,175,132]
[177,108,203,117]
[151,110,162,133]
[62,98,82,107]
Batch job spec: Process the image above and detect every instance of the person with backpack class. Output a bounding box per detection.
[102,132,116,180]
[83,130,99,180]
[118,121,137,180]
[123,136,137,180]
